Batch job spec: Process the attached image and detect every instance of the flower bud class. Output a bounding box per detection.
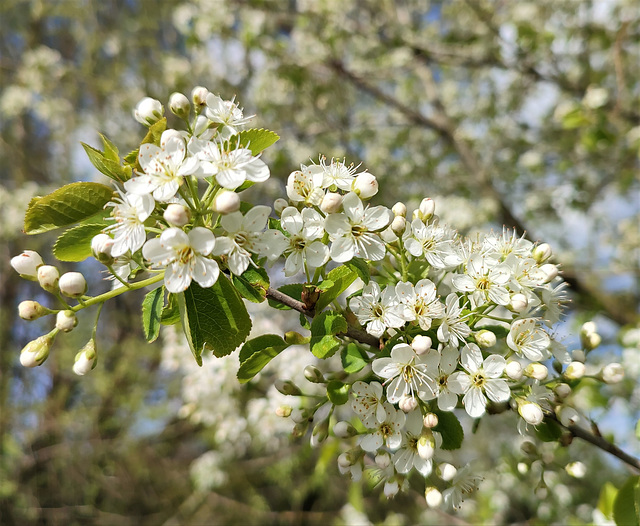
[20,331,56,367]
[571,349,586,363]
[73,339,97,375]
[56,310,77,332]
[425,487,442,508]
[532,243,552,263]
[437,462,457,482]
[169,92,190,118]
[423,413,439,428]
[600,363,624,384]
[213,191,241,215]
[510,293,529,313]
[311,419,329,445]
[304,365,325,383]
[163,203,191,226]
[18,300,51,321]
[418,198,435,221]
[338,452,354,468]
[292,422,308,438]
[520,441,538,457]
[417,433,436,460]
[379,226,398,243]
[11,250,44,278]
[390,215,406,236]
[37,265,60,293]
[352,173,378,199]
[191,86,209,108]
[284,331,310,345]
[517,462,529,474]
[580,321,597,336]
[540,263,559,284]
[384,478,400,499]
[273,198,288,215]
[59,272,87,298]
[518,400,544,425]
[564,361,586,380]
[553,383,571,399]
[320,192,343,214]
[375,452,391,469]
[291,408,312,423]
[398,395,418,413]
[133,97,164,126]
[276,405,292,418]
[475,329,497,348]
[565,461,586,478]
[392,202,406,217]
[333,421,356,438]
[505,360,524,381]
[524,362,548,381]
[582,332,601,351]
[275,379,302,396]
[411,335,432,355]
[91,233,115,265]
[556,405,580,426]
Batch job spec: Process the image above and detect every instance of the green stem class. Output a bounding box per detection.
[70,273,164,313]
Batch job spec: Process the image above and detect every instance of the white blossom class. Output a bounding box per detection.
[506,318,551,362]
[280,207,328,277]
[350,281,405,338]
[105,190,155,257]
[395,279,444,330]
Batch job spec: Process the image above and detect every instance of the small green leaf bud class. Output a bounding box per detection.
[532,243,552,263]
[134,97,164,126]
[320,192,343,214]
[475,329,497,348]
[333,421,356,438]
[213,191,241,215]
[392,202,406,217]
[18,300,51,320]
[352,172,378,199]
[425,487,442,508]
[163,203,191,226]
[37,265,59,293]
[59,272,87,298]
[275,379,302,396]
[91,234,114,265]
[73,339,97,375]
[303,365,325,383]
[11,250,44,278]
[284,331,310,345]
[20,331,56,367]
[169,92,190,118]
[55,310,77,332]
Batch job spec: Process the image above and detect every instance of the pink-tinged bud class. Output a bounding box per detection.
[333,421,356,438]
[191,86,209,108]
[11,250,44,278]
[169,92,190,118]
[411,335,432,355]
[18,300,51,320]
[437,463,457,482]
[564,361,585,380]
[540,263,559,283]
[505,360,524,380]
[418,198,435,221]
[423,413,439,428]
[600,363,624,384]
[59,272,87,298]
[390,215,406,236]
[352,172,378,199]
[303,365,325,383]
[20,331,56,367]
[417,433,436,460]
[320,192,343,214]
[553,383,571,399]
[275,405,292,418]
[133,97,164,126]
[375,452,391,469]
[37,265,59,293]
[425,487,442,507]
[518,400,544,425]
[392,202,407,217]
[524,362,548,381]
[532,243,552,264]
[213,191,241,215]
[510,293,529,313]
[55,310,77,332]
[475,329,497,348]
[163,203,191,226]
[91,234,114,264]
[398,395,418,413]
[73,339,97,376]
[556,405,580,426]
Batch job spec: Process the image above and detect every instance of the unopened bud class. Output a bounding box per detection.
[338,452,353,468]
[191,86,209,109]
[73,339,97,375]
[398,395,418,413]
[275,379,302,396]
[600,363,624,384]
[37,265,59,293]
[213,191,241,215]
[292,422,308,438]
[284,331,309,345]
[392,202,407,217]
[553,383,571,399]
[517,462,529,474]
[384,478,400,499]
[276,405,292,417]
[291,408,312,423]
[582,332,601,351]
[520,441,538,457]
[133,97,164,126]
[390,215,406,236]
[20,331,56,367]
[556,405,580,426]
[524,363,548,381]
[273,198,288,215]
[564,361,586,380]
[532,243,552,263]
[169,92,190,118]
[333,421,356,438]
[18,300,51,321]
[411,335,432,355]
[304,365,325,383]
[425,487,442,508]
[55,310,77,332]
[352,173,378,199]
[375,452,391,469]
[418,198,435,221]
[379,226,398,243]
[437,462,457,482]
[164,203,191,226]
[580,321,597,336]
[565,461,586,478]
[571,349,586,362]
[59,272,87,298]
[518,400,544,425]
[475,329,497,348]
[91,234,114,264]
[320,192,342,214]
[540,263,559,284]
[505,360,524,381]
[510,293,529,313]
[11,250,44,278]
[311,419,329,445]
[417,433,436,460]
[423,413,439,428]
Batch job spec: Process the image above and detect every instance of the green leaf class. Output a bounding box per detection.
[53,223,105,262]
[161,293,181,325]
[598,482,619,520]
[228,128,280,156]
[613,476,640,526]
[179,276,252,365]
[268,283,304,310]
[327,380,350,405]
[310,311,348,359]
[100,133,119,162]
[315,266,357,312]
[345,258,370,284]
[237,334,290,383]
[433,411,464,450]
[635,418,640,440]
[24,182,115,235]
[81,142,130,183]
[535,418,563,442]
[232,266,270,303]
[141,117,167,146]
[341,343,368,373]
[142,287,164,343]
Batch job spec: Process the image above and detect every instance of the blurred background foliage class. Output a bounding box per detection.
[1,0,638,524]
